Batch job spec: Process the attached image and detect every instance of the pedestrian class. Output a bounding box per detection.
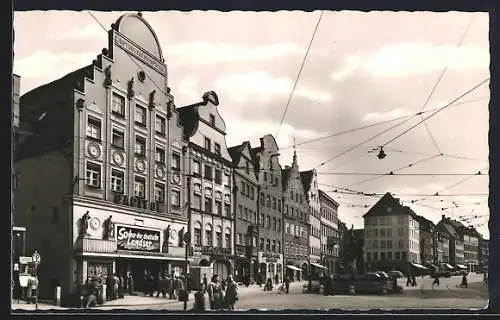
[167,274,174,299]
[207,274,224,310]
[224,275,238,310]
[432,276,440,290]
[26,273,38,304]
[461,274,468,288]
[203,273,208,292]
[113,273,120,300]
[284,275,290,294]
[156,273,167,298]
[412,276,417,287]
[118,274,125,298]
[274,274,279,285]
[126,272,134,295]
[106,274,114,301]
[172,275,179,300]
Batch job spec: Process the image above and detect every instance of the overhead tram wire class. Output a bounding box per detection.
[313,115,418,169]
[344,153,442,188]
[417,15,477,154]
[277,96,488,152]
[380,78,490,149]
[315,172,487,176]
[275,10,324,139]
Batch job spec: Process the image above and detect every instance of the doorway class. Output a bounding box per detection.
[115,258,167,294]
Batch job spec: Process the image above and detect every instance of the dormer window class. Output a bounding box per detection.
[204,137,211,152]
[209,114,215,126]
[214,143,221,156]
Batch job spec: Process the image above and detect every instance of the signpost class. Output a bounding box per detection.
[31,251,41,310]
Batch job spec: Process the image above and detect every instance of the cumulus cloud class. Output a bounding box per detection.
[165,40,302,65]
[331,42,489,80]
[175,76,201,103]
[216,71,333,103]
[363,108,413,122]
[14,50,96,80]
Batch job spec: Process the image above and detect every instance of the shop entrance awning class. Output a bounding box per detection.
[456,264,467,269]
[411,263,428,270]
[286,265,302,271]
[443,263,453,269]
[310,262,328,269]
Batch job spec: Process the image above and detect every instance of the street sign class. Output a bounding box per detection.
[32,251,41,265]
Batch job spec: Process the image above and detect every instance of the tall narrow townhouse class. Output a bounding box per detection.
[282,150,310,281]
[228,141,259,283]
[251,135,284,283]
[178,91,234,279]
[14,13,189,303]
[318,189,340,275]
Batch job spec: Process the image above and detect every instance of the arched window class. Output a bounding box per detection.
[205,224,213,246]
[194,221,202,246]
[224,227,231,248]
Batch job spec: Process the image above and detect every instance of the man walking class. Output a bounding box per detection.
[224,275,238,310]
[284,275,290,294]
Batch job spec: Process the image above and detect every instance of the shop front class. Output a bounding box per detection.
[193,245,233,280]
[257,252,283,283]
[72,203,188,295]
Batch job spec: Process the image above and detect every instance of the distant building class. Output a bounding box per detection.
[478,237,489,270]
[178,91,235,279]
[363,192,421,274]
[282,150,310,280]
[251,135,284,283]
[301,169,325,275]
[414,215,438,270]
[353,229,365,274]
[228,141,259,283]
[318,189,340,275]
[437,216,465,268]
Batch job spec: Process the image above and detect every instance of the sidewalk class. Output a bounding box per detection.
[12,300,66,311]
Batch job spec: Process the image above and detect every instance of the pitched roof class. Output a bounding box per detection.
[318,189,339,207]
[299,170,314,193]
[177,104,200,140]
[362,192,403,218]
[414,215,436,232]
[227,142,245,165]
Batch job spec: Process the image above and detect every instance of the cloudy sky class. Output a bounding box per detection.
[13,10,490,238]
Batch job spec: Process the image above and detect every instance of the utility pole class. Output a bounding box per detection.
[183,147,192,311]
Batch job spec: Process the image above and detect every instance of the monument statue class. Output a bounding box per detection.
[103,215,115,240]
[163,225,171,253]
[80,211,91,237]
[178,227,185,247]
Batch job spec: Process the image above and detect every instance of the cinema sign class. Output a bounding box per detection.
[116,225,161,252]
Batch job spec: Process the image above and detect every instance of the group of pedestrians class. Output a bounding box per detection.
[143,270,187,301]
[198,274,238,311]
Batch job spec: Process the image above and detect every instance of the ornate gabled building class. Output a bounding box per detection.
[14,13,190,302]
[282,150,310,280]
[414,215,438,270]
[178,91,235,280]
[437,215,466,269]
[228,141,259,283]
[300,169,325,275]
[251,135,284,283]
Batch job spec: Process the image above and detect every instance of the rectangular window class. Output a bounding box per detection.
[85,162,101,188]
[373,252,378,261]
[395,251,401,260]
[135,105,147,125]
[204,165,213,180]
[135,136,146,156]
[277,219,281,231]
[381,252,386,260]
[224,203,231,217]
[266,216,271,229]
[366,252,371,261]
[266,239,271,251]
[224,233,231,248]
[215,169,222,184]
[238,205,243,218]
[259,238,264,250]
[171,189,181,207]
[244,208,248,221]
[172,153,181,170]
[398,228,404,237]
[214,143,221,156]
[277,241,281,253]
[398,239,404,249]
[381,229,386,237]
[205,230,213,246]
[215,200,222,215]
[216,232,222,247]
[273,218,277,231]
[193,160,201,176]
[112,128,125,148]
[204,197,212,213]
[193,194,201,210]
[154,183,165,203]
[204,137,211,151]
[387,240,393,249]
[401,251,407,261]
[87,117,101,140]
[110,169,124,193]
[272,240,276,252]
[194,227,201,246]
[387,229,392,237]
[381,240,386,249]
[260,214,265,227]
[209,114,215,126]
[253,212,257,224]
[133,176,146,198]
[224,173,230,186]
[272,197,277,210]
[155,115,166,135]
[112,93,125,116]
[237,233,242,245]
[155,146,165,164]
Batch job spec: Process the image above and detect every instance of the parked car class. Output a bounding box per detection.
[388,270,404,278]
[375,271,390,280]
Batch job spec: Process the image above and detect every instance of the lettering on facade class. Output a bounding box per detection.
[201,246,231,256]
[259,252,283,263]
[116,225,161,252]
[113,32,167,75]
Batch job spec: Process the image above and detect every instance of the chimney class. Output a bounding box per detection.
[441,214,445,220]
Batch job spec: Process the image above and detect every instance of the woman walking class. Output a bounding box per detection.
[207,274,224,310]
[224,275,238,310]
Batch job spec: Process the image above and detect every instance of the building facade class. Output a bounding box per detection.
[438,216,465,267]
[363,193,421,273]
[252,135,284,283]
[178,91,234,280]
[478,237,489,270]
[415,215,437,269]
[14,13,190,301]
[282,150,310,280]
[318,189,340,275]
[228,141,259,283]
[463,227,480,273]
[301,170,324,275]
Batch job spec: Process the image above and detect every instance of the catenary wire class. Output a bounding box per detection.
[275,10,324,139]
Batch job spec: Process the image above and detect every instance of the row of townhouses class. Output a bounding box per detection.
[12,13,343,301]
[358,193,487,275]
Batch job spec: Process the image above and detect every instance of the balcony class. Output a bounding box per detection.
[75,237,117,253]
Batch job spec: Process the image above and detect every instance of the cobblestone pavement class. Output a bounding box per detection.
[12,276,488,312]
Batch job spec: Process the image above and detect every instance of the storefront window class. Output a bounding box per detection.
[87,261,111,282]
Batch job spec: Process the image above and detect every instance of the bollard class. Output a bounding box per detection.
[349,284,355,295]
[55,286,61,306]
[101,284,107,303]
[80,295,85,308]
